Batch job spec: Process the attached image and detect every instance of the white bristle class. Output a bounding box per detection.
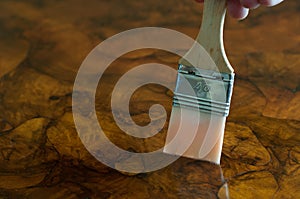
[163,106,226,164]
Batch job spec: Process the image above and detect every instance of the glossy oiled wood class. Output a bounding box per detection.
[0,0,299,198]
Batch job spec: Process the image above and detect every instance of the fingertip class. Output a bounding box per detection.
[227,0,249,20]
[259,0,284,7]
[240,0,260,9]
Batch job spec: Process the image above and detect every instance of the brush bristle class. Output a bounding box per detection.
[164,106,226,164]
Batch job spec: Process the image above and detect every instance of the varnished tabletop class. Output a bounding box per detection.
[0,0,299,198]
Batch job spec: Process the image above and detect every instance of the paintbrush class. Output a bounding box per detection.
[163,0,234,164]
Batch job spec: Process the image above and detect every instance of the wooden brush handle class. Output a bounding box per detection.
[180,0,234,74]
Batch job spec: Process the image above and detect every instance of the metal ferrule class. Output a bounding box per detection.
[173,64,235,116]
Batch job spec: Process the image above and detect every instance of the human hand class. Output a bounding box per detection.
[195,0,284,20]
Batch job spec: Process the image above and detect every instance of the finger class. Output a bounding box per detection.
[240,0,260,9]
[259,0,284,6]
[227,0,249,20]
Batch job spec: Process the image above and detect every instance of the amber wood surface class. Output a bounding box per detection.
[0,0,299,198]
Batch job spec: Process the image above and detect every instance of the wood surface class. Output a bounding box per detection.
[0,0,299,198]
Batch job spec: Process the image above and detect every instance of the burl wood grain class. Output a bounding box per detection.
[0,0,299,198]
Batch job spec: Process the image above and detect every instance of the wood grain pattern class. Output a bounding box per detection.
[0,0,299,198]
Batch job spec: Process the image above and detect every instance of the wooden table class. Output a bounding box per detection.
[0,0,299,198]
